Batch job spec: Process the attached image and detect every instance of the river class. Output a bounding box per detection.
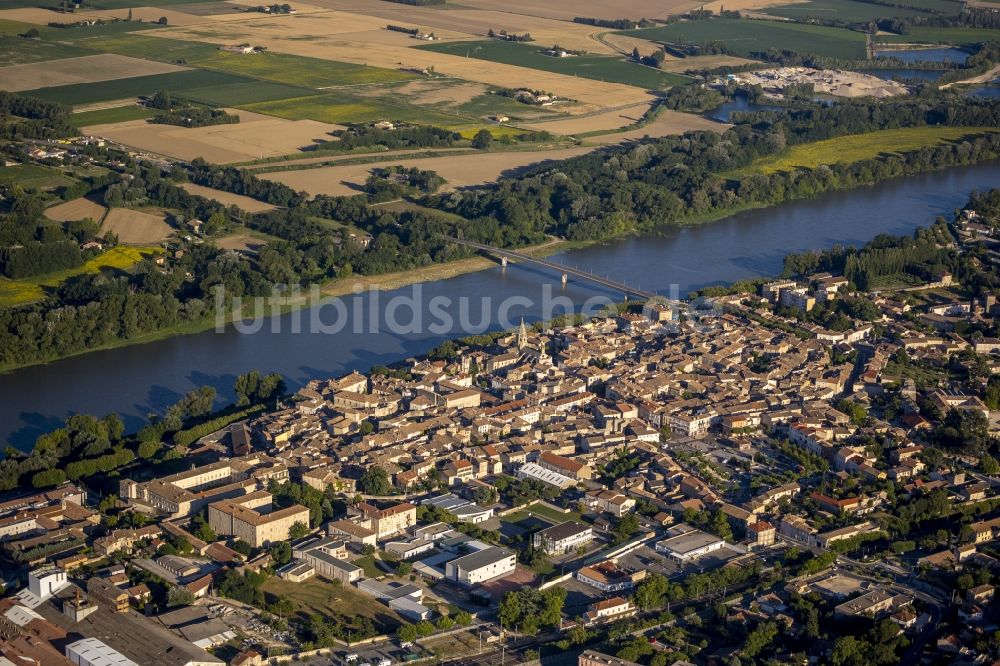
[2,161,1000,450]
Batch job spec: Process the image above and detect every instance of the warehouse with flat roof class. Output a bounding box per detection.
[654,524,724,563]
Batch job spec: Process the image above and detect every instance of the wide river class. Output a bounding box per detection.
[2,161,1000,449]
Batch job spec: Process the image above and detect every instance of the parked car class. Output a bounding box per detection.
[345,655,359,663]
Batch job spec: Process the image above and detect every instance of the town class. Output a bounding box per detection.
[2,195,1000,665]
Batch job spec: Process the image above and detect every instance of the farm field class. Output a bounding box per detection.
[179,182,277,212]
[521,103,654,134]
[588,108,728,142]
[416,0,705,21]
[150,18,657,109]
[214,232,270,252]
[45,197,108,223]
[241,94,470,128]
[175,81,320,107]
[0,35,94,67]
[295,1,620,54]
[878,26,1000,46]
[71,105,156,126]
[621,18,869,59]
[0,53,187,92]
[257,146,594,196]
[0,279,44,308]
[100,209,173,244]
[84,110,343,163]
[762,0,936,23]
[353,79,567,120]
[738,126,1000,175]
[0,164,75,190]
[23,69,251,106]
[418,40,690,90]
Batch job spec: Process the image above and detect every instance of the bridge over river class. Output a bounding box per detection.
[444,237,658,300]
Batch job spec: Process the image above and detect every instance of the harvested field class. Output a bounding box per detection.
[214,233,269,252]
[45,197,107,223]
[588,109,728,142]
[84,110,342,163]
[522,103,653,134]
[101,208,173,244]
[392,0,704,21]
[296,1,618,53]
[258,147,594,196]
[180,182,276,212]
[658,54,759,72]
[0,53,186,92]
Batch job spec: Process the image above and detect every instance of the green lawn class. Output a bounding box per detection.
[72,105,156,126]
[621,18,869,59]
[878,26,1000,46]
[763,0,941,23]
[417,40,689,90]
[735,126,1000,175]
[22,69,251,106]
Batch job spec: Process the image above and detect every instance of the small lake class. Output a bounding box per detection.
[876,47,970,64]
[705,97,785,122]
[967,83,1000,99]
[868,68,945,82]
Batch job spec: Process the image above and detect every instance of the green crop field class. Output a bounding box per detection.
[878,26,1000,46]
[243,94,471,127]
[0,164,76,190]
[176,81,321,106]
[0,279,44,308]
[71,105,156,126]
[188,50,415,88]
[763,0,933,23]
[417,40,690,89]
[737,126,1000,175]
[621,18,868,59]
[22,69,250,105]
[0,19,39,35]
[79,33,220,63]
[0,35,94,67]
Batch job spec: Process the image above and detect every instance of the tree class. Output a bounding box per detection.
[157,16,168,25]
[289,521,310,540]
[397,624,418,642]
[360,466,392,495]
[634,572,668,609]
[194,522,217,542]
[982,452,1000,475]
[32,468,66,488]
[168,586,195,607]
[269,540,292,566]
[471,129,493,150]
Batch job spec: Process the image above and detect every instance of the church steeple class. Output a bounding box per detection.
[517,318,528,350]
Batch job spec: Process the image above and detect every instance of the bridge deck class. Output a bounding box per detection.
[445,237,656,299]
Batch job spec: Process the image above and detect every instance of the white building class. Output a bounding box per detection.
[516,463,575,489]
[654,524,724,562]
[66,637,139,666]
[445,546,516,586]
[533,521,593,555]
